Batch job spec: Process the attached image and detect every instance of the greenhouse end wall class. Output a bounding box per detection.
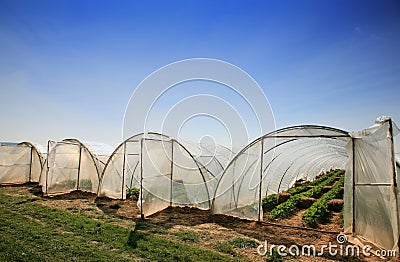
[99,133,217,218]
[0,142,43,185]
[344,118,400,253]
[41,139,109,196]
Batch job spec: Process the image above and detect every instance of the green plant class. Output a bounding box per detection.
[228,238,258,248]
[213,241,236,255]
[339,206,344,228]
[302,200,330,228]
[262,170,340,212]
[267,248,284,262]
[59,179,77,189]
[286,171,331,195]
[267,194,302,219]
[262,194,278,211]
[173,231,199,243]
[79,179,93,191]
[134,220,153,230]
[66,206,80,213]
[151,228,169,235]
[268,170,342,220]
[126,187,140,200]
[302,175,345,228]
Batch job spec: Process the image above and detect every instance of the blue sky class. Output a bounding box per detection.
[0,0,399,149]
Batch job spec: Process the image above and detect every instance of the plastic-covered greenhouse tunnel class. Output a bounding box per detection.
[0,141,44,185]
[40,139,113,196]
[98,132,225,218]
[211,116,400,254]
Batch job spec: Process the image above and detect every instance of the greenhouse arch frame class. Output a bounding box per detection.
[99,132,215,218]
[99,132,171,200]
[211,124,350,222]
[41,138,111,196]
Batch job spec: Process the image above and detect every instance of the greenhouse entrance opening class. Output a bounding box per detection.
[211,125,350,222]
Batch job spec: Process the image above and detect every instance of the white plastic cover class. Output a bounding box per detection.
[344,119,399,252]
[181,141,235,178]
[40,139,111,195]
[0,142,44,184]
[99,132,215,217]
[83,141,114,165]
[212,125,350,221]
[99,133,169,199]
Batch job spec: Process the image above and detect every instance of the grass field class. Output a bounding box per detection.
[0,187,245,262]
[0,184,374,262]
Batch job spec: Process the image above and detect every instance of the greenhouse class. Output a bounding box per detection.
[40,139,113,196]
[211,117,399,254]
[98,132,219,217]
[211,125,350,221]
[0,142,44,184]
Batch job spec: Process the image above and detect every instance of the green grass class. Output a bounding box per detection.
[0,188,241,262]
[212,238,257,258]
[213,242,236,256]
[173,230,199,243]
[227,238,258,248]
[266,248,285,262]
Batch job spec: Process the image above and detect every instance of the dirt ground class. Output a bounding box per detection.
[2,184,386,261]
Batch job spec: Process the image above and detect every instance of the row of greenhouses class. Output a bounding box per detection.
[0,132,234,215]
[1,117,399,253]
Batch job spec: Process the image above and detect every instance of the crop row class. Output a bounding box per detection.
[302,175,345,228]
[267,170,343,220]
[261,170,338,212]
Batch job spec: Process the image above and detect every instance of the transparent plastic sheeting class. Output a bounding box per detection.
[344,119,400,252]
[181,140,235,178]
[0,142,44,184]
[100,133,170,199]
[99,133,217,217]
[212,126,350,221]
[40,139,112,195]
